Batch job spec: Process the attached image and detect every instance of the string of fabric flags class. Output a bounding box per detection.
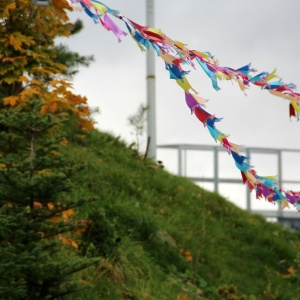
[67,0,300,211]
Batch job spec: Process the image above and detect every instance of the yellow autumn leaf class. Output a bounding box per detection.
[47,202,55,210]
[52,0,72,10]
[287,266,297,275]
[9,34,23,52]
[62,209,75,222]
[2,57,16,63]
[19,87,41,101]
[50,79,64,87]
[73,227,86,235]
[33,202,43,209]
[18,75,29,83]
[40,105,49,115]
[43,101,59,112]
[185,255,193,262]
[73,220,92,234]
[57,234,79,249]
[281,266,297,278]
[3,77,17,84]
[14,32,35,46]
[29,52,46,59]
[3,55,27,67]
[50,216,62,223]
[3,2,16,17]
[3,95,19,106]
[60,139,68,146]
[52,0,71,22]
[31,79,44,87]
[32,67,53,76]
[179,249,193,262]
[48,61,67,73]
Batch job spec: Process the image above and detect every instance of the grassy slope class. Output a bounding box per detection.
[66,130,300,300]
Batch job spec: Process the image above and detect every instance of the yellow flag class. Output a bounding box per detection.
[281,199,290,210]
[266,68,279,81]
[176,76,198,94]
[291,101,300,114]
[92,3,107,15]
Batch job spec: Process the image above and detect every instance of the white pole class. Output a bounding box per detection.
[146,0,156,159]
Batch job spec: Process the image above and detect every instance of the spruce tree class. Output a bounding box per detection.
[0,1,98,299]
[0,99,97,299]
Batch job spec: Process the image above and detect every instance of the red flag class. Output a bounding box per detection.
[289,103,296,118]
[194,106,211,125]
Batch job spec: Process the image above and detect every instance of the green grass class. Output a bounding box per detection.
[65,130,300,300]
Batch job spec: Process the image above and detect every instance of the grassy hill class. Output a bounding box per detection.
[65,130,300,300]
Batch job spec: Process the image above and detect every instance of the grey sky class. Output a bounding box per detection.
[64,0,300,209]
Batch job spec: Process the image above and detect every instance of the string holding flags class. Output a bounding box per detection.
[67,0,300,211]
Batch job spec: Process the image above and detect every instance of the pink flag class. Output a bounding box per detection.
[103,14,127,42]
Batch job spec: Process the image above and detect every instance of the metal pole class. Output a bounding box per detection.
[146,0,156,159]
[246,148,251,211]
[213,147,219,193]
[178,146,182,176]
[277,150,283,218]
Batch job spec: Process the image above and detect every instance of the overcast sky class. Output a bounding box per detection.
[63,0,300,210]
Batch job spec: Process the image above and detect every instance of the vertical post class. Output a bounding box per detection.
[183,148,187,177]
[277,150,283,217]
[277,150,283,189]
[178,146,182,176]
[213,147,219,193]
[146,0,156,159]
[246,148,251,211]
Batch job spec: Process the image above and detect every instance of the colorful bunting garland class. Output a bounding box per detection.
[67,0,300,211]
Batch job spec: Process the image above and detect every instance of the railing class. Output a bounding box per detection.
[157,144,300,227]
